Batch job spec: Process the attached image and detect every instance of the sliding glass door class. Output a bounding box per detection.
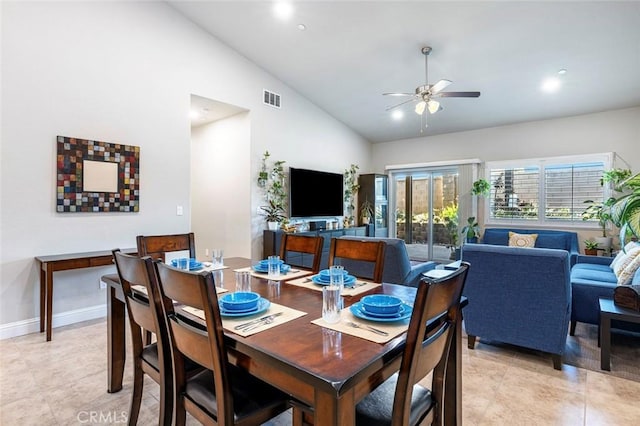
[391,168,459,263]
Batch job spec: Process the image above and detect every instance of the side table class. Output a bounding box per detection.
[599,297,640,370]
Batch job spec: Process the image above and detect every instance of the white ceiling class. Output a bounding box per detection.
[171,1,640,143]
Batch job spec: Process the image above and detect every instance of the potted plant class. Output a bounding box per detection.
[359,198,374,225]
[261,200,285,231]
[461,216,480,243]
[584,239,599,255]
[472,178,491,197]
[583,168,633,250]
[610,171,640,247]
[343,164,360,227]
[258,151,287,230]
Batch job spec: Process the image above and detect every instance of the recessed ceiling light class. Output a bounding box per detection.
[273,2,293,20]
[189,110,200,120]
[558,69,567,75]
[391,110,404,121]
[541,77,561,93]
[297,24,306,31]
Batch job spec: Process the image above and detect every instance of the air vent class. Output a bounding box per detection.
[263,89,281,108]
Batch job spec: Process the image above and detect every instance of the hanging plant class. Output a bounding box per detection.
[472,178,491,197]
[257,151,270,188]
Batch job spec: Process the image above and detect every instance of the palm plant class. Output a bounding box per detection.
[610,171,640,246]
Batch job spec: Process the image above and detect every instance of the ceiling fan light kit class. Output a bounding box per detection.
[384,46,480,121]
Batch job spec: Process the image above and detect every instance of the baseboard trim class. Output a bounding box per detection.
[0,304,107,340]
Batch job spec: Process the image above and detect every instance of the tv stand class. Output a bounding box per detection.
[263,226,368,270]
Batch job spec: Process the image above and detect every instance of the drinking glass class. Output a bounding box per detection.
[268,255,281,277]
[212,249,224,267]
[177,258,190,270]
[235,270,251,292]
[329,265,345,288]
[213,270,224,288]
[322,285,341,324]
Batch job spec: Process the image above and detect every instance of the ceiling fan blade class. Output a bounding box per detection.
[436,91,481,98]
[430,79,452,94]
[385,98,417,111]
[382,92,416,97]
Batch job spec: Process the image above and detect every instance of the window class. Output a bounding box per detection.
[485,153,612,227]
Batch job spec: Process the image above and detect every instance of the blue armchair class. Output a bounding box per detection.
[461,244,571,369]
[338,236,436,286]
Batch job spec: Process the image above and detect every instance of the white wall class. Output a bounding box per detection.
[191,112,252,260]
[373,107,640,172]
[0,1,370,336]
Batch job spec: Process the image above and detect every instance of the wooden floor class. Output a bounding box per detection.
[1,318,639,425]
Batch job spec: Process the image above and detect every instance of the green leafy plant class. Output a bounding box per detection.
[441,203,459,247]
[260,199,286,223]
[343,164,360,227]
[584,240,599,250]
[359,198,374,223]
[583,168,633,238]
[258,151,287,224]
[472,178,491,197]
[461,216,480,242]
[610,171,640,245]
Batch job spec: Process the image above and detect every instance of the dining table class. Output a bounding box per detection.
[104,257,464,425]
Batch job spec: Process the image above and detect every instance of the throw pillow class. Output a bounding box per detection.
[613,245,640,279]
[617,252,640,286]
[508,232,538,248]
[610,242,638,271]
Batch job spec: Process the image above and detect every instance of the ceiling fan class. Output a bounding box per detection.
[384,46,480,120]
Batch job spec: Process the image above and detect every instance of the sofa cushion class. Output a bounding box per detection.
[571,264,618,284]
[535,234,568,250]
[508,232,537,248]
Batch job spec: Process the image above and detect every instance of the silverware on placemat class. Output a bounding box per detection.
[345,321,389,336]
[234,312,283,330]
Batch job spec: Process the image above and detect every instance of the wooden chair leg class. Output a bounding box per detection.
[290,400,313,426]
[128,363,144,426]
[569,320,576,336]
[467,335,476,349]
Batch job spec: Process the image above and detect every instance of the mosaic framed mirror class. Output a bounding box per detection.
[56,136,140,212]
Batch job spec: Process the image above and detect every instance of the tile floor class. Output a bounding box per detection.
[1,318,639,425]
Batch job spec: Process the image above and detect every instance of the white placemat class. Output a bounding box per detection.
[286,276,380,296]
[233,266,313,281]
[311,309,409,344]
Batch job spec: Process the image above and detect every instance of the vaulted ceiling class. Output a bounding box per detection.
[170,1,640,143]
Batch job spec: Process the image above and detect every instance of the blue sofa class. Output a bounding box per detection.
[570,245,640,334]
[338,236,437,286]
[461,243,571,369]
[480,228,579,265]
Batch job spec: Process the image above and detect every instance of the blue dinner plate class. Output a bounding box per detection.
[311,274,356,286]
[360,304,406,318]
[170,259,203,271]
[350,302,413,322]
[252,264,291,274]
[219,298,270,317]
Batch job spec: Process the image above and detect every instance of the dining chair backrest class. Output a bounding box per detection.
[112,249,173,425]
[328,237,386,282]
[136,233,196,262]
[154,262,235,423]
[279,233,324,273]
[394,262,469,425]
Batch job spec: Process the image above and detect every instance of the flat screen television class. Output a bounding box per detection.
[289,167,344,218]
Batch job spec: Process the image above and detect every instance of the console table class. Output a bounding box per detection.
[35,248,136,341]
[263,226,367,270]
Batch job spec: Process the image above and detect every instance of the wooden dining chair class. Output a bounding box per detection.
[136,232,196,262]
[328,237,386,282]
[279,233,324,273]
[154,261,290,426]
[112,249,174,426]
[355,262,470,426]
